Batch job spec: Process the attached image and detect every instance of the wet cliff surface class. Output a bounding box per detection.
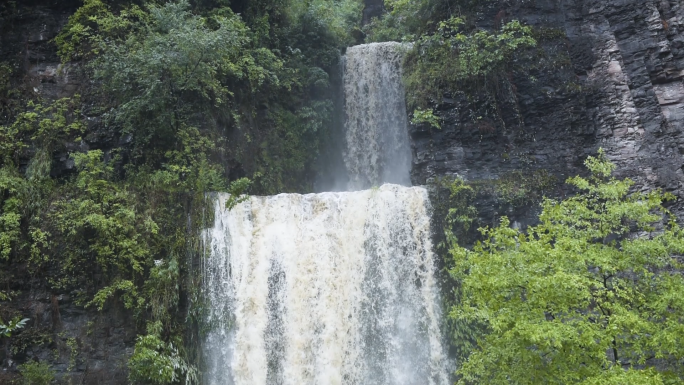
[411,0,684,226]
[1,1,81,100]
[1,2,135,384]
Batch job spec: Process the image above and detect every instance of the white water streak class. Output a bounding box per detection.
[203,185,448,385]
[343,43,412,190]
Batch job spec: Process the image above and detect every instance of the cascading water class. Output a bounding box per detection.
[202,43,449,385]
[343,42,412,190]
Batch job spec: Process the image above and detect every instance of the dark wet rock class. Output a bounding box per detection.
[1,2,135,383]
[362,0,384,25]
[410,0,684,224]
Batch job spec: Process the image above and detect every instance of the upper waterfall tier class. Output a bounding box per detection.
[202,185,449,385]
[343,43,412,190]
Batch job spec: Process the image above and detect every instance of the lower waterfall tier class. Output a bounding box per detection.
[202,184,449,385]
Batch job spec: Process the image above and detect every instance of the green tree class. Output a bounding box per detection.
[449,150,684,384]
[55,0,354,194]
[363,0,455,42]
[90,0,280,162]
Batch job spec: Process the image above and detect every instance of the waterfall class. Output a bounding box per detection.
[202,43,449,385]
[343,43,412,190]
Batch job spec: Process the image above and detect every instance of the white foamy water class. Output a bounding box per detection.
[202,185,449,385]
[202,42,449,384]
[343,43,412,190]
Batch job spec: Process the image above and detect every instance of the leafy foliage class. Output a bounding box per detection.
[406,18,535,105]
[482,169,557,209]
[404,17,536,125]
[55,0,150,62]
[9,327,53,356]
[365,0,536,129]
[47,150,155,306]
[411,107,441,129]
[54,0,362,194]
[0,96,83,163]
[0,167,25,262]
[18,361,55,385]
[91,1,279,159]
[441,177,478,246]
[128,322,198,385]
[0,97,83,270]
[364,0,453,42]
[0,316,29,337]
[449,150,684,384]
[283,0,362,46]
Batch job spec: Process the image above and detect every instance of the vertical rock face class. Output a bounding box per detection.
[410,0,684,220]
[564,0,684,198]
[0,2,135,384]
[0,1,82,100]
[361,0,384,25]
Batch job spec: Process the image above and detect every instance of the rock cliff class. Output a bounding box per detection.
[411,0,684,225]
[1,2,135,384]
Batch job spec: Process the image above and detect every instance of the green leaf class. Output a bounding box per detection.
[450,149,684,384]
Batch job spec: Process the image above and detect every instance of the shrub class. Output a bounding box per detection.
[450,150,684,384]
[18,361,55,385]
